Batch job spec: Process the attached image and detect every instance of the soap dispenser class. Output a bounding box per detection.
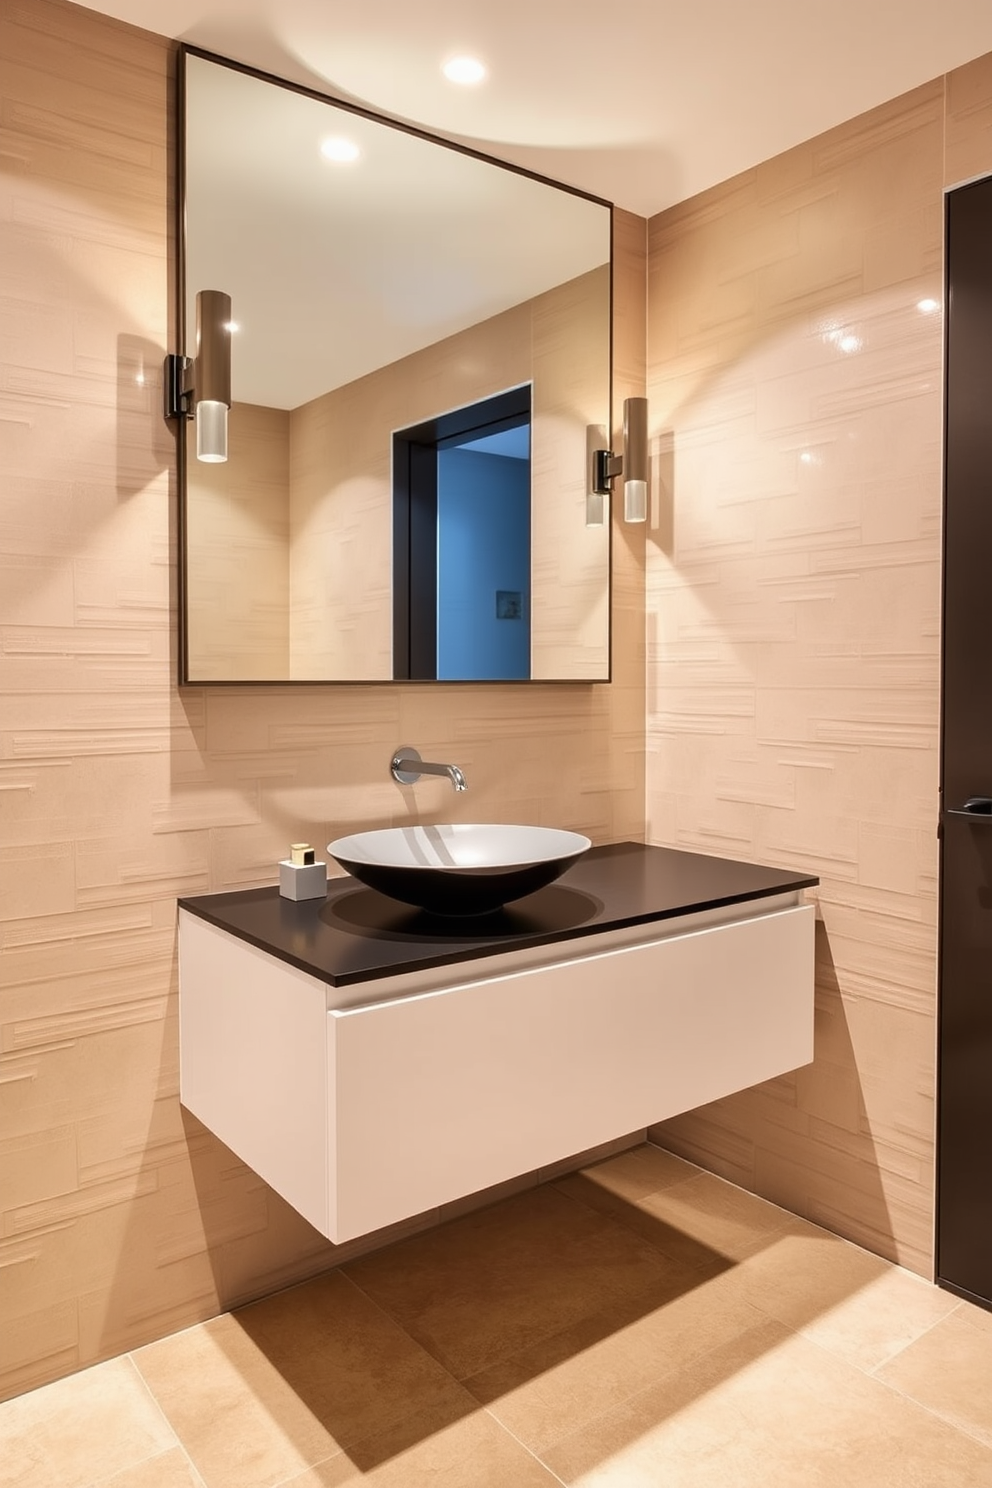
[278,843,327,901]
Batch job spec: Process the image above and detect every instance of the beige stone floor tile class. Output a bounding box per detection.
[133,1272,474,1488]
[571,1141,702,1201]
[271,1403,561,1486]
[795,1259,960,1372]
[876,1299,992,1448]
[555,1163,806,1267]
[462,1267,769,1455]
[94,1447,203,1487]
[710,1223,958,1369]
[133,1312,345,1488]
[342,1184,688,1380]
[542,1317,992,1488]
[0,1355,177,1488]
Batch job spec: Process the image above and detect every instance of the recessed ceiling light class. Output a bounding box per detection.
[321,136,360,164]
[443,55,486,85]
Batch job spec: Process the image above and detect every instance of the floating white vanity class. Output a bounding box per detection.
[178,841,817,1244]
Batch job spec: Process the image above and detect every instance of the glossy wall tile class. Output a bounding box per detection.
[645,81,951,1273]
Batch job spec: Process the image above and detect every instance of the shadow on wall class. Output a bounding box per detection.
[649,431,675,557]
[117,334,175,503]
[0,271,173,636]
[80,952,342,1374]
[179,1107,339,1308]
[652,921,897,1261]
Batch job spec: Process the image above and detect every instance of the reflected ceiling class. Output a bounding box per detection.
[187,55,610,406]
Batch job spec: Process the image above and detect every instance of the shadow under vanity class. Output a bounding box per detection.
[178,842,818,1245]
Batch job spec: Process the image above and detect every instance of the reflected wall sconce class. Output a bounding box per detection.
[585,423,607,527]
[593,396,648,523]
[165,289,233,463]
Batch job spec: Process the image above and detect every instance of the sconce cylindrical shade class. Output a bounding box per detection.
[196,290,232,407]
[194,289,232,463]
[623,396,648,523]
[585,490,606,527]
[196,400,228,463]
[624,479,647,523]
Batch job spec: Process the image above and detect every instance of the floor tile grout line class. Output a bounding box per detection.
[123,1351,212,1488]
[553,1153,840,1253]
[339,1218,728,1399]
[89,1443,211,1488]
[124,1349,180,1427]
[546,1168,729,1267]
[862,1337,992,1455]
[469,1301,799,1476]
[868,1378,992,1457]
[551,1162,707,1216]
[862,1296,968,1378]
[789,1326,992,1458]
[334,1264,475,1388]
[640,1148,942,1263]
[268,1450,346,1488]
[478,1404,571,1487]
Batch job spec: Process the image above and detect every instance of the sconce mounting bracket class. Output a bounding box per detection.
[593,447,623,495]
[164,354,193,421]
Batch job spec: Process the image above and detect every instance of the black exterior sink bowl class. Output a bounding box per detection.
[327,823,592,916]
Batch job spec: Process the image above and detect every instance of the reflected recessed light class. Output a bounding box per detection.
[917,297,940,314]
[838,333,862,354]
[321,136,360,164]
[443,55,486,85]
[225,321,240,333]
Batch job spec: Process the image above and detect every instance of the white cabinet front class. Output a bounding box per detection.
[179,900,814,1244]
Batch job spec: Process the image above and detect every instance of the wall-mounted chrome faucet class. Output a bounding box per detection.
[391,746,467,792]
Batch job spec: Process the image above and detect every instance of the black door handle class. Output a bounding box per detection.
[948,796,992,819]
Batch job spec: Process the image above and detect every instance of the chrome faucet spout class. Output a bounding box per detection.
[424,759,466,791]
[391,746,468,792]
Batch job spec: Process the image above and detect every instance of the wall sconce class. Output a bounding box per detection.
[165,289,233,463]
[593,396,648,523]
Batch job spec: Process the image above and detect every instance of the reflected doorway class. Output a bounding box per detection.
[392,385,532,680]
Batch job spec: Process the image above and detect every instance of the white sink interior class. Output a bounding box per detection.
[329,824,591,870]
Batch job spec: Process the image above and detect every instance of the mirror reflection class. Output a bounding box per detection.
[181,49,612,683]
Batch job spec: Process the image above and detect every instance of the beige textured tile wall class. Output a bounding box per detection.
[186,402,290,679]
[645,80,952,1274]
[0,0,646,1402]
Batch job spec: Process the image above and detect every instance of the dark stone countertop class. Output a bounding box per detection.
[178,840,818,990]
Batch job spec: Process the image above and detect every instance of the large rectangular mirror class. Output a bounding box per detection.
[177,48,613,683]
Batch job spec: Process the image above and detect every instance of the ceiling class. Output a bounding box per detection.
[81,0,992,216]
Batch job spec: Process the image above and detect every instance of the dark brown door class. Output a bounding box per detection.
[938,173,992,1309]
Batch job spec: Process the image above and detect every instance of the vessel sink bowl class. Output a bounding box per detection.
[327,823,592,916]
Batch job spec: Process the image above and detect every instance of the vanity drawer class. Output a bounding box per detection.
[326,903,814,1241]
